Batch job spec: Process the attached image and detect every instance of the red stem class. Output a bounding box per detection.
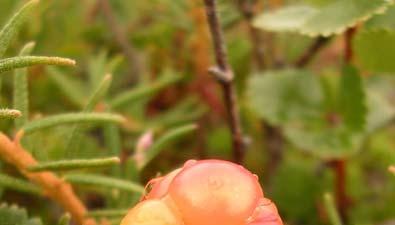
[345,27,357,63]
[332,159,348,224]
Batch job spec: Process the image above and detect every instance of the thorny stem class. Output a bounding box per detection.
[294,37,330,68]
[99,0,141,83]
[0,132,96,225]
[203,0,245,164]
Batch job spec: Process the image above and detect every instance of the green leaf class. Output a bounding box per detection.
[139,124,198,169]
[64,173,144,193]
[22,112,124,134]
[0,56,76,74]
[0,203,42,225]
[338,66,367,131]
[84,74,112,111]
[87,209,128,218]
[253,0,395,37]
[248,69,369,159]
[58,213,71,225]
[88,51,122,89]
[253,6,318,33]
[46,67,86,108]
[14,42,35,128]
[0,109,21,119]
[28,157,120,172]
[103,124,122,176]
[323,193,343,225]
[248,70,323,126]
[364,75,395,134]
[110,71,182,109]
[0,0,39,57]
[283,122,362,159]
[365,4,395,30]
[65,74,113,155]
[0,173,41,195]
[354,29,395,73]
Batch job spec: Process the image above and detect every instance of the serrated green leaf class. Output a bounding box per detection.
[14,42,35,128]
[22,112,124,134]
[253,6,318,33]
[253,0,395,37]
[248,70,323,126]
[284,125,362,159]
[64,173,144,193]
[354,29,395,73]
[364,75,395,133]
[0,56,75,74]
[0,203,42,225]
[365,4,395,30]
[0,0,39,57]
[28,157,120,172]
[285,75,394,159]
[338,66,366,131]
[248,69,370,159]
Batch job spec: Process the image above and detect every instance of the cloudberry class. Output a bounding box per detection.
[121,160,283,225]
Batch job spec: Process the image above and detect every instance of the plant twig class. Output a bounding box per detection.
[203,0,245,164]
[330,160,349,224]
[0,132,96,225]
[345,28,357,63]
[294,37,330,68]
[98,0,141,82]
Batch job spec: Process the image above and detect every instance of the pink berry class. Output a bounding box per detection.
[122,160,283,225]
[168,160,263,225]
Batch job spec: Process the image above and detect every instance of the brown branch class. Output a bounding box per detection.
[294,37,330,68]
[99,0,141,82]
[203,0,245,164]
[0,132,96,225]
[330,159,350,224]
